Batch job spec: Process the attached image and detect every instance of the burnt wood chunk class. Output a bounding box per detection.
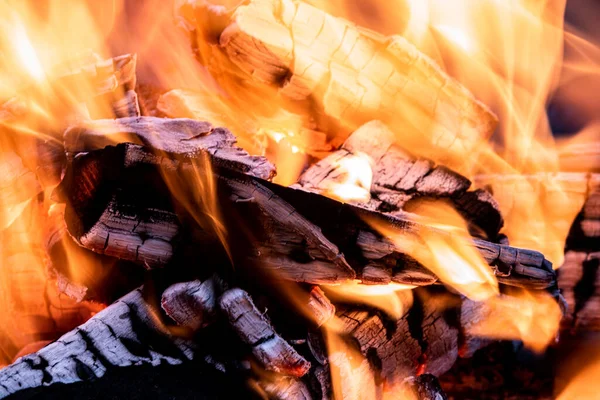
[161,279,219,331]
[179,0,498,164]
[0,288,196,398]
[336,296,458,386]
[64,116,276,180]
[57,137,554,288]
[219,288,311,377]
[296,121,503,239]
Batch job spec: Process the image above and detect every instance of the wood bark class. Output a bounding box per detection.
[178,0,497,166]
[0,288,196,399]
[326,293,459,393]
[64,117,276,180]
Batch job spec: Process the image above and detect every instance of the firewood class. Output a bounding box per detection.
[161,278,219,331]
[582,190,600,220]
[57,135,555,290]
[64,117,276,180]
[107,89,141,118]
[334,297,458,386]
[0,287,196,398]
[219,288,311,377]
[45,203,144,303]
[295,120,504,239]
[157,88,334,157]
[178,0,498,165]
[1,53,140,188]
[307,286,335,327]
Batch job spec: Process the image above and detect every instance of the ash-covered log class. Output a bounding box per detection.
[0,288,196,399]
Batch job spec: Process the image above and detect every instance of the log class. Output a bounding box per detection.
[157,89,333,158]
[64,117,276,180]
[295,120,504,239]
[161,278,219,331]
[45,203,144,303]
[178,0,498,166]
[57,131,556,289]
[332,295,458,387]
[219,288,311,377]
[0,288,196,399]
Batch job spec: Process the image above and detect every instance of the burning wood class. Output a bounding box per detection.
[0,0,590,397]
[0,288,196,398]
[54,117,556,292]
[178,0,498,165]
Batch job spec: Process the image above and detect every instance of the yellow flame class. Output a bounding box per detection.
[467,289,561,353]
[322,281,413,319]
[12,25,44,82]
[323,152,373,203]
[369,200,499,301]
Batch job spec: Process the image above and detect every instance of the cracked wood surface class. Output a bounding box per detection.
[220,288,311,377]
[64,116,276,180]
[295,120,504,239]
[57,139,556,288]
[0,288,196,399]
[179,0,498,165]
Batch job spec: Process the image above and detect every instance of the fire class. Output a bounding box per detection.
[466,289,562,353]
[369,200,499,301]
[322,280,413,319]
[323,153,374,203]
[0,0,596,394]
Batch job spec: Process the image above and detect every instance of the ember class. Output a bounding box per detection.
[0,0,598,399]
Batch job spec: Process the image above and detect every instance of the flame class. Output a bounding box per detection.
[369,200,499,301]
[466,289,561,353]
[0,0,596,392]
[322,281,413,319]
[322,152,374,203]
[555,336,600,399]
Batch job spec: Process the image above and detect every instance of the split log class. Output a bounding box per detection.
[44,203,144,303]
[295,120,504,239]
[220,288,311,377]
[0,287,197,399]
[57,121,556,289]
[178,0,498,166]
[342,302,457,380]
[64,117,276,180]
[161,278,219,331]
